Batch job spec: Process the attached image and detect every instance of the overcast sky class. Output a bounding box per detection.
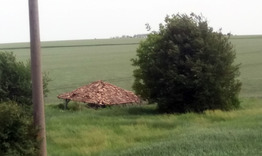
[0,0,261,43]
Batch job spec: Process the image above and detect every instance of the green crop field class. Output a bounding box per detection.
[0,35,262,155]
[0,38,141,103]
[1,35,262,103]
[230,35,262,97]
[44,98,262,156]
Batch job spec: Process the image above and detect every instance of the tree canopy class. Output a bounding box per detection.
[132,13,241,113]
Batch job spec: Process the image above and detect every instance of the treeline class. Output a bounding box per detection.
[111,34,148,39]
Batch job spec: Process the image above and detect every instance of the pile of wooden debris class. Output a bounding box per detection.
[57,80,140,107]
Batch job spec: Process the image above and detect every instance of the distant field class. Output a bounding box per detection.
[1,35,262,103]
[230,35,262,97]
[1,38,141,103]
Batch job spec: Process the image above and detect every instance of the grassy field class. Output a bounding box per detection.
[0,35,262,155]
[230,35,262,97]
[1,35,262,103]
[0,38,141,103]
[45,98,262,156]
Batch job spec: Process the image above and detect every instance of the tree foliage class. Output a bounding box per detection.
[132,13,241,113]
[0,51,50,106]
[0,51,50,155]
[0,102,38,156]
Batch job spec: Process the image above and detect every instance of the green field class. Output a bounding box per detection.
[1,36,262,103]
[44,98,261,156]
[0,38,141,103]
[0,35,262,155]
[230,35,262,97]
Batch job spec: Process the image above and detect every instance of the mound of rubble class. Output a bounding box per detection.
[57,80,140,107]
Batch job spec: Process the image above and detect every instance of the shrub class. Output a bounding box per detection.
[0,102,38,156]
[0,51,50,106]
[132,13,241,113]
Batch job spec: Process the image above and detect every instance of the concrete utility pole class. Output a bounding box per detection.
[28,0,47,155]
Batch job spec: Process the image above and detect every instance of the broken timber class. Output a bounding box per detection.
[57,80,141,109]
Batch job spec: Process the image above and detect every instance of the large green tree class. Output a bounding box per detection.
[132,13,241,113]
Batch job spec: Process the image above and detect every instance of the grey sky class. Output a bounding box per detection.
[0,0,261,43]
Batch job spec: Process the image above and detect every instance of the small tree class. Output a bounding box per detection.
[0,52,50,106]
[132,13,241,113]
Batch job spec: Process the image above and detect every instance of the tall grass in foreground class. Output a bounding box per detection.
[46,98,262,156]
